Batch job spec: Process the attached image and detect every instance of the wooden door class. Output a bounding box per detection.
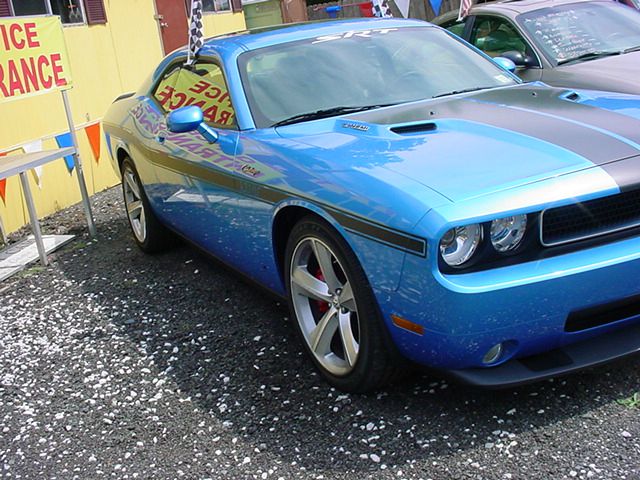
[155,0,189,55]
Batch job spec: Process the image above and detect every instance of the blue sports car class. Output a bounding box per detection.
[103,18,640,392]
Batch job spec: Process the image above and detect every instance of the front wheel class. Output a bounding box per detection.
[285,217,403,393]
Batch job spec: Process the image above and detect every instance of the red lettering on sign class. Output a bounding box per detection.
[50,53,66,86]
[37,55,52,88]
[20,57,39,93]
[189,80,209,95]
[9,24,25,50]
[219,110,232,125]
[0,22,40,51]
[203,104,219,123]
[169,92,187,110]
[204,86,222,101]
[0,25,10,51]
[155,85,174,106]
[24,23,40,48]
[7,60,25,96]
[0,65,8,97]
[219,91,231,106]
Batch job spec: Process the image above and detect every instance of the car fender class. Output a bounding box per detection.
[272,198,408,294]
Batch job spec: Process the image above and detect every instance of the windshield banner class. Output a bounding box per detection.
[0,16,73,104]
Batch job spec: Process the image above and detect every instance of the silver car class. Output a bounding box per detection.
[433,0,640,94]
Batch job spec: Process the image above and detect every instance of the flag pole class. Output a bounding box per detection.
[187,0,204,66]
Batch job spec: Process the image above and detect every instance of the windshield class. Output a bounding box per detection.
[238,26,519,128]
[518,2,640,65]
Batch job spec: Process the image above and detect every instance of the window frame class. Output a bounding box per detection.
[440,17,472,40]
[202,0,233,15]
[150,56,239,131]
[8,0,87,26]
[468,14,542,69]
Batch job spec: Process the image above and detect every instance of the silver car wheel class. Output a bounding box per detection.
[122,166,146,244]
[290,237,360,376]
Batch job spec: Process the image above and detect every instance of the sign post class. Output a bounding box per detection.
[0,16,96,264]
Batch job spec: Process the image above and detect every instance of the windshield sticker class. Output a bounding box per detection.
[494,74,511,83]
[312,28,398,44]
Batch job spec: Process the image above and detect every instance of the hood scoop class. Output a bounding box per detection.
[560,90,582,102]
[390,122,437,136]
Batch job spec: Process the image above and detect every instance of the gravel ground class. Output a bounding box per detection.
[1,186,639,480]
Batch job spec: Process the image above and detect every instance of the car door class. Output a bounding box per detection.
[467,15,543,82]
[147,57,244,259]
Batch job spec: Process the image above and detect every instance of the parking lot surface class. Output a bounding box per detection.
[1,187,639,479]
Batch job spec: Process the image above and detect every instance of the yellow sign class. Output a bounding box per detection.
[154,67,236,127]
[0,16,73,103]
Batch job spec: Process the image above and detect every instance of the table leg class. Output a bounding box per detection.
[19,172,48,266]
[62,90,97,238]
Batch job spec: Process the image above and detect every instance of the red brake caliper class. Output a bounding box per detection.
[315,268,330,313]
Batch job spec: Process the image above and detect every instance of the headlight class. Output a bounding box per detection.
[439,224,483,266]
[490,215,527,253]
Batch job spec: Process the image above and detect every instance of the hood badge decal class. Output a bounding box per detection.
[342,122,370,132]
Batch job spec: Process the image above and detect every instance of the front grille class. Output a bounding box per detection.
[541,189,640,246]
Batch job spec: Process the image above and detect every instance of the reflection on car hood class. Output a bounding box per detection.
[275,84,640,202]
[553,51,640,94]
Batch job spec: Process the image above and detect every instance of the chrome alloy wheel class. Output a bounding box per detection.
[122,166,146,243]
[290,237,360,376]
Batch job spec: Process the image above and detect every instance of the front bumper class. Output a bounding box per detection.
[448,322,640,388]
[382,231,640,380]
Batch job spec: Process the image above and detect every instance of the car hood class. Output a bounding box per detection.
[549,51,640,94]
[275,84,640,203]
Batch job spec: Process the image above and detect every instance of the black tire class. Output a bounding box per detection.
[121,158,176,253]
[284,216,405,393]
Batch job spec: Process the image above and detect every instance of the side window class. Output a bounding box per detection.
[470,16,528,58]
[153,61,236,128]
[441,18,467,38]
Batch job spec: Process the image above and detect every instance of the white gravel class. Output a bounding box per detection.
[1,186,640,479]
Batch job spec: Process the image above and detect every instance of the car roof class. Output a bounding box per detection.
[199,17,432,53]
[434,0,613,20]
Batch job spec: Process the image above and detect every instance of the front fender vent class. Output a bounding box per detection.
[390,122,437,135]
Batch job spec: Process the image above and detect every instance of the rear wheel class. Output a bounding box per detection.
[121,158,176,253]
[285,217,403,392]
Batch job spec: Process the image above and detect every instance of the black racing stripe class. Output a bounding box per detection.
[599,156,640,192]
[435,100,637,164]
[325,208,426,256]
[475,87,640,159]
[137,142,426,256]
[353,86,640,165]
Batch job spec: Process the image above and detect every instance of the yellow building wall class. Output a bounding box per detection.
[0,3,245,236]
[202,11,247,35]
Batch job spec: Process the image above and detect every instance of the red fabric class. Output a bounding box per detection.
[358,2,374,17]
[85,123,101,163]
[0,152,6,205]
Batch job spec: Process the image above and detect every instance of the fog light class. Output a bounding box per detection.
[482,343,504,364]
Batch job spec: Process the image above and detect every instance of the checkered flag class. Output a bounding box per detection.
[372,0,393,17]
[187,0,204,65]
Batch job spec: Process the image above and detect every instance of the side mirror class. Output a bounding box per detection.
[167,106,219,143]
[499,50,537,68]
[493,56,517,73]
